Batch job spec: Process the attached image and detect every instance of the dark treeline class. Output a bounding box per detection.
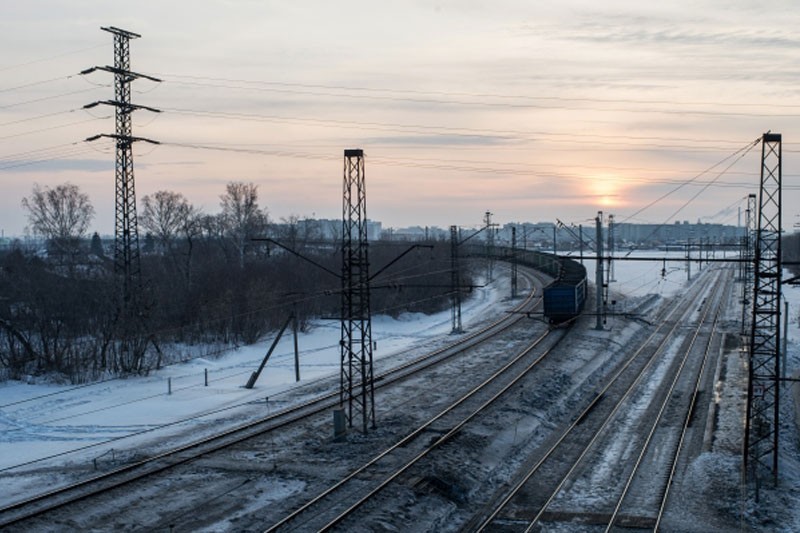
[0,230,468,383]
[1,181,473,383]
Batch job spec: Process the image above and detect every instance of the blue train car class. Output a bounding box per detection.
[543,257,587,324]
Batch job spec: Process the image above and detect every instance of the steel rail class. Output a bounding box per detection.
[653,280,727,531]
[603,269,728,531]
[295,328,567,532]
[527,269,726,532]
[468,268,722,531]
[0,268,545,528]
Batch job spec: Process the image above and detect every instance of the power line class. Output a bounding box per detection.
[166,78,798,117]
[162,106,754,151]
[620,138,761,223]
[0,116,109,141]
[0,87,107,110]
[0,142,84,161]
[623,139,760,243]
[0,145,98,172]
[0,44,105,72]
[160,135,765,179]
[0,109,78,127]
[156,72,800,116]
[0,74,76,93]
[161,140,792,192]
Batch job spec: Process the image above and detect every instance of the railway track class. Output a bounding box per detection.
[465,266,733,532]
[264,325,568,531]
[0,268,547,529]
[606,269,731,532]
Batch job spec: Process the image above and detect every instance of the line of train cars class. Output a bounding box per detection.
[459,244,587,324]
[542,256,588,324]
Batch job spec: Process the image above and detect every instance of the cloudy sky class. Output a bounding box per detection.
[1,1,799,236]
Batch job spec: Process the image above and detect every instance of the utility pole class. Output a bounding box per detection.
[484,211,495,282]
[451,218,497,333]
[522,225,527,250]
[450,225,463,334]
[579,224,584,264]
[686,238,692,281]
[341,149,375,433]
[607,214,616,282]
[83,26,160,309]
[742,193,757,335]
[511,225,518,299]
[595,211,604,331]
[782,299,788,380]
[553,223,557,256]
[745,132,783,489]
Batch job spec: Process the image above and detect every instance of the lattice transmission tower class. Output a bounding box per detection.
[83,26,160,307]
[744,133,783,487]
[340,149,375,433]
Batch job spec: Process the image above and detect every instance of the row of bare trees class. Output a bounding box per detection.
[0,181,463,382]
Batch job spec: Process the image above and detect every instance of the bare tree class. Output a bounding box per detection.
[140,190,200,252]
[219,181,267,268]
[21,182,95,258]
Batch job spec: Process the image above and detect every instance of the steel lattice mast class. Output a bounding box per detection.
[340,149,375,433]
[110,27,139,303]
[83,26,160,307]
[744,133,782,488]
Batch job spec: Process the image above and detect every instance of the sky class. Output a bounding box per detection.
[2,1,800,237]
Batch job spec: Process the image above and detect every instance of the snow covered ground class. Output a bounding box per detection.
[2,251,799,531]
[0,270,511,488]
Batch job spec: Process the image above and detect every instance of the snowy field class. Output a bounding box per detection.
[2,251,800,531]
[0,269,513,483]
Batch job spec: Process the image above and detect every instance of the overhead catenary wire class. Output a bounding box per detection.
[160,139,800,193]
[620,138,760,245]
[155,73,800,118]
[161,107,751,150]
[619,138,762,224]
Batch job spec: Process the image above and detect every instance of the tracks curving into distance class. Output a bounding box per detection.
[467,266,733,532]
[0,267,547,529]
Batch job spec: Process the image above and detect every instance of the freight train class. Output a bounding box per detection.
[542,257,587,324]
[460,244,588,324]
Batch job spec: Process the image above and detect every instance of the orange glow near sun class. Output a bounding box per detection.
[587,173,625,208]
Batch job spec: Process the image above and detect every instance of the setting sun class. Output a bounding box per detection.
[587,173,626,209]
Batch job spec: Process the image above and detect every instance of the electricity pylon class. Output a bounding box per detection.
[83,26,160,308]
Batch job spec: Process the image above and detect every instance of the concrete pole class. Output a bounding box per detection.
[293,310,300,382]
[783,299,788,380]
[596,212,604,331]
[553,224,557,256]
[686,239,692,281]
